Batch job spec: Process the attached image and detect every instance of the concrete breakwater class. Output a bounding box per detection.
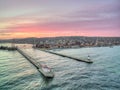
[17,48,54,78]
[17,48,40,69]
[43,50,93,63]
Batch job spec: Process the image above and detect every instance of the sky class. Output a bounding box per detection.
[0,0,120,39]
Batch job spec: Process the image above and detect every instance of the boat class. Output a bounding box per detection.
[38,64,54,78]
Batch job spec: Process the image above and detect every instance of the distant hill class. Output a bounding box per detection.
[0,36,120,45]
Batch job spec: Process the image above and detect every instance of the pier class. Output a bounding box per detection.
[43,50,93,63]
[17,48,54,78]
[0,46,17,51]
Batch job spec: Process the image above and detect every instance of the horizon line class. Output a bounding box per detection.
[0,35,120,40]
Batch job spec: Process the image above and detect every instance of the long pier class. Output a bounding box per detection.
[17,48,54,78]
[43,50,93,63]
[17,48,40,69]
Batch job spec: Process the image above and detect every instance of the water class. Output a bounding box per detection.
[0,46,120,90]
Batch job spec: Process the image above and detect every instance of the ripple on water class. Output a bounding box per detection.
[0,46,120,90]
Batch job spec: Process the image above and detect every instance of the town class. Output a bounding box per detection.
[0,36,120,49]
[34,36,120,49]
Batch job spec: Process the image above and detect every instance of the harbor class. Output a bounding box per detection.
[0,42,94,79]
[0,44,93,79]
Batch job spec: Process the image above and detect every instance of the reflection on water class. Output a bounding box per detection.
[0,46,120,90]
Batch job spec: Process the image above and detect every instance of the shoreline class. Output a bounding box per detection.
[0,43,120,51]
[43,45,120,50]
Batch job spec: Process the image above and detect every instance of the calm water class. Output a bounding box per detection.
[0,46,120,90]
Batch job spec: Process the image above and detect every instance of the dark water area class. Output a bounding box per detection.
[0,46,120,90]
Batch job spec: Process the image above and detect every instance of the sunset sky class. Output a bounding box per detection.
[0,0,120,39]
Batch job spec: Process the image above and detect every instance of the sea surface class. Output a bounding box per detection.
[0,45,120,90]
